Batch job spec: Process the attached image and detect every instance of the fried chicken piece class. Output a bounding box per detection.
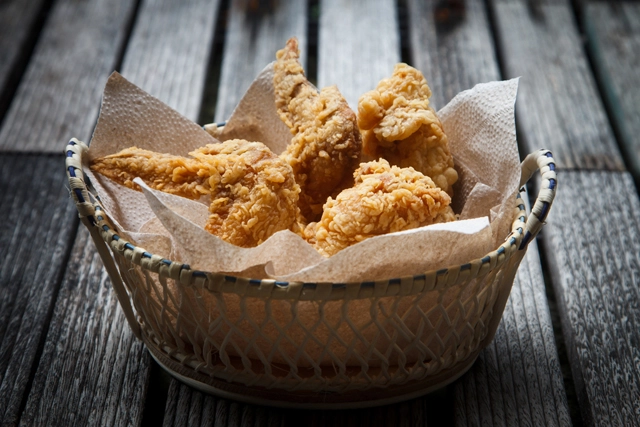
[358,63,458,196]
[90,140,302,248]
[90,147,213,199]
[274,37,362,222]
[306,159,456,257]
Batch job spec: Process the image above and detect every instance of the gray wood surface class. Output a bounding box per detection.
[455,242,571,426]
[0,0,138,152]
[0,0,50,120]
[407,1,570,424]
[163,384,431,426]
[317,0,400,110]
[0,0,223,425]
[163,383,276,427]
[214,0,307,123]
[0,155,78,426]
[542,170,640,426]
[120,0,221,122]
[491,1,640,425]
[583,1,640,179]
[18,227,151,427]
[490,0,624,171]
[408,0,501,110]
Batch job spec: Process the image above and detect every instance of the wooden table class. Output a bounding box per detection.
[1,0,639,425]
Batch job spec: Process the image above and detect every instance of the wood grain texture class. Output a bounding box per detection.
[541,170,640,426]
[0,0,137,152]
[317,0,401,110]
[119,0,221,123]
[14,1,222,425]
[0,0,50,120]
[454,242,571,426]
[162,385,432,427]
[407,2,570,424]
[490,0,624,171]
[407,0,501,109]
[583,1,640,179]
[18,226,150,426]
[163,385,273,427]
[213,0,307,122]
[0,155,78,426]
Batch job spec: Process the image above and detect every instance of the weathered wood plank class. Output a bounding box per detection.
[163,380,220,426]
[11,0,224,425]
[119,0,221,122]
[18,226,150,426]
[164,390,269,427]
[454,242,571,426]
[407,0,501,109]
[407,1,570,424]
[0,155,78,426]
[163,388,433,427]
[541,170,640,426]
[490,0,624,171]
[0,0,138,152]
[317,0,400,109]
[583,1,640,179]
[214,0,307,122]
[0,0,51,122]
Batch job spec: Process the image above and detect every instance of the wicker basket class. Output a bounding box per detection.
[65,140,556,409]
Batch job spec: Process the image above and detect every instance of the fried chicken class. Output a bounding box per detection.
[90,139,302,247]
[305,159,456,257]
[274,37,362,222]
[358,63,458,196]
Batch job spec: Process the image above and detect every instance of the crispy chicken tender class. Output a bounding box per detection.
[274,37,362,222]
[90,139,302,248]
[305,159,456,257]
[358,63,458,196]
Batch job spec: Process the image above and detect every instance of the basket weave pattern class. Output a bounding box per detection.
[65,139,556,404]
[111,237,521,392]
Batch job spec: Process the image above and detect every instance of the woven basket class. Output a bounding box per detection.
[65,141,556,409]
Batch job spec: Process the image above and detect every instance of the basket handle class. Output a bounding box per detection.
[65,139,142,340]
[518,149,557,249]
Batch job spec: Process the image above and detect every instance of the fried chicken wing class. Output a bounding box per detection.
[305,159,456,257]
[90,139,302,247]
[274,38,362,222]
[358,64,458,196]
[90,147,212,199]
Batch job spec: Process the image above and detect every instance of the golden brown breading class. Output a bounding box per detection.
[358,63,458,196]
[306,159,456,257]
[90,140,302,248]
[89,147,212,199]
[274,37,362,222]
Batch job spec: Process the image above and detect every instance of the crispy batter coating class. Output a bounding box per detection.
[358,63,458,196]
[90,140,302,248]
[90,147,212,198]
[306,159,456,257]
[274,37,362,222]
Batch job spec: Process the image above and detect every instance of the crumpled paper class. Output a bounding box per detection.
[84,67,521,282]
